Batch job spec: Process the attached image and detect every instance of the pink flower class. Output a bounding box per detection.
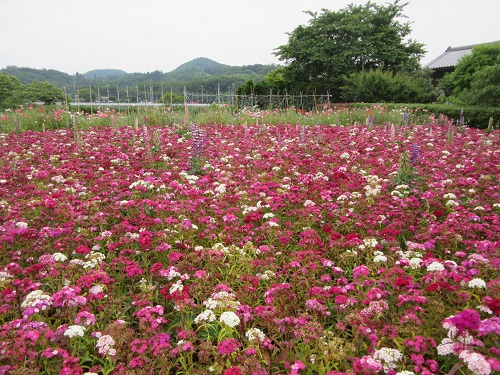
[224,367,243,375]
[450,308,481,332]
[353,265,371,279]
[217,338,240,355]
[130,338,148,354]
[289,360,306,374]
[459,350,491,375]
[168,251,184,263]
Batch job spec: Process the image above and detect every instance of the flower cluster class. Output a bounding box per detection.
[0,115,499,374]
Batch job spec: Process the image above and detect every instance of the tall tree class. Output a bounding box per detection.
[439,42,500,106]
[275,0,425,99]
[22,80,65,104]
[0,73,23,108]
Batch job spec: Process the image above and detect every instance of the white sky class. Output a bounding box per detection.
[0,0,498,74]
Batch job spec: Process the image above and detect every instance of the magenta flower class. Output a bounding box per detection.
[450,308,481,332]
[353,265,371,279]
[217,338,240,355]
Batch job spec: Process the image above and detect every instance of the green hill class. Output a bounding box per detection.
[0,58,278,97]
[82,69,128,79]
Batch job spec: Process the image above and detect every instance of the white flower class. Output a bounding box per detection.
[169,280,184,294]
[468,278,487,289]
[340,152,350,159]
[426,261,445,272]
[214,184,226,194]
[89,284,104,294]
[96,334,116,355]
[409,258,423,269]
[245,327,266,342]
[219,311,240,328]
[64,325,86,338]
[52,252,67,262]
[194,309,216,324]
[396,372,415,375]
[373,347,403,370]
[459,350,491,375]
[363,238,378,248]
[373,254,387,263]
[21,290,51,309]
[15,221,28,228]
[437,337,456,355]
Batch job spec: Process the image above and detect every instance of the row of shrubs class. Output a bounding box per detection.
[351,103,499,129]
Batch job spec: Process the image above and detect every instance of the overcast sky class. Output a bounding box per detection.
[0,0,498,74]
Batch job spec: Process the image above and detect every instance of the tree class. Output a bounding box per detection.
[340,68,436,103]
[0,73,24,108]
[159,92,184,104]
[22,80,65,104]
[439,42,500,106]
[275,0,425,99]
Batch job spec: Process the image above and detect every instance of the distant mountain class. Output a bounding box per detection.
[1,58,279,96]
[83,69,128,79]
[0,66,74,86]
[172,57,230,73]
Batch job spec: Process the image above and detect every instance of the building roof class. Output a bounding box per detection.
[425,45,474,70]
[425,41,498,70]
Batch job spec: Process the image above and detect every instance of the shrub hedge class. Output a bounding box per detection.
[351,103,499,129]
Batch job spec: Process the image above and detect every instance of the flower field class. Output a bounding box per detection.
[0,111,499,375]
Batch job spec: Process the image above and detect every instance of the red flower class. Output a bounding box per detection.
[433,209,445,218]
[487,298,500,315]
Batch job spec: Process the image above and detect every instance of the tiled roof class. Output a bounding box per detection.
[424,45,474,69]
[425,41,498,70]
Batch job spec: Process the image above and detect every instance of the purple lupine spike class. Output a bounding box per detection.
[411,143,419,165]
[190,123,206,160]
[402,113,410,126]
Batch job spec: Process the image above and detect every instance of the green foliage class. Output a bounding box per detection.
[464,64,500,107]
[0,74,65,108]
[22,80,65,104]
[274,0,425,99]
[159,92,184,104]
[1,59,277,99]
[82,69,128,79]
[439,42,500,106]
[0,73,23,108]
[76,87,97,102]
[0,65,76,86]
[370,102,500,129]
[238,68,288,95]
[340,68,436,103]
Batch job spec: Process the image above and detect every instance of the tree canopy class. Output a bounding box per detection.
[274,0,425,99]
[438,42,500,107]
[0,73,23,108]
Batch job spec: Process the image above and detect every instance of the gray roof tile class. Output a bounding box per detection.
[425,46,473,69]
[425,41,499,70]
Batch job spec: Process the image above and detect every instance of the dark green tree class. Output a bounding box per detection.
[341,68,435,103]
[22,80,65,104]
[0,73,24,108]
[275,0,425,99]
[466,64,500,107]
[159,92,184,104]
[439,42,500,106]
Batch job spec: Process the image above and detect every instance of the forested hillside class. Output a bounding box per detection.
[1,58,277,96]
